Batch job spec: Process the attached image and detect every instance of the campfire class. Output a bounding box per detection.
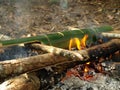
[62,35,107,82]
[54,35,120,90]
[0,26,120,90]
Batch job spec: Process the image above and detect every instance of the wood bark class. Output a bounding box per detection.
[0,53,71,79]
[0,39,119,79]
[0,73,40,90]
[82,39,120,60]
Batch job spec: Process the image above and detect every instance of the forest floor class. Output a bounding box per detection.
[0,0,120,38]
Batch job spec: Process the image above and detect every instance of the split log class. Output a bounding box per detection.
[0,73,40,90]
[0,39,119,79]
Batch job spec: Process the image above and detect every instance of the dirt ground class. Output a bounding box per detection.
[0,0,120,38]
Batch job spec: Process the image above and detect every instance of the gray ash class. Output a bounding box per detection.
[50,54,120,90]
[51,74,120,90]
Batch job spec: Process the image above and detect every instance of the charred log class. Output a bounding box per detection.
[83,39,120,60]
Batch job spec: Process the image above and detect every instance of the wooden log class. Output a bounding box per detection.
[0,53,72,79]
[0,39,119,79]
[83,39,120,60]
[0,73,40,90]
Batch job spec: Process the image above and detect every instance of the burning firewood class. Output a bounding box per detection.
[30,39,120,82]
[0,39,119,79]
[0,39,119,90]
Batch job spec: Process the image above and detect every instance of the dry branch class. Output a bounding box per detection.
[0,39,119,79]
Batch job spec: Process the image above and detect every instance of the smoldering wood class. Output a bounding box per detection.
[0,73,40,90]
[83,39,120,60]
[0,39,119,79]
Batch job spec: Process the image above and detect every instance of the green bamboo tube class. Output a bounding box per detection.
[0,26,113,48]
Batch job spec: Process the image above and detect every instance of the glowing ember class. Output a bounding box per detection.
[61,69,81,82]
[86,62,90,65]
[61,62,98,82]
[69,34,88,50]
[84,66,89,73]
